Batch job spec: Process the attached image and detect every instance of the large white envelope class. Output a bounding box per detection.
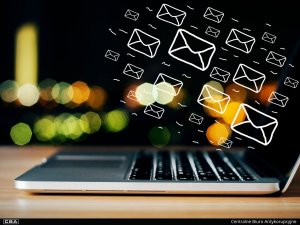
[127,29,161,58]
[225,29,256,54]
[261,32,276,44]
[266,51,286,67]
[233,64,265,93]
[268,91,289,107]
[231,104,278,146]
[105,50,120,61]
[144,104,165,119]
[205,26,220,38]
[203,7,224,23]
[189,113,204,125]
[197,85,230,114]
[168,29,216,71]
[154,73,183,96]
[284,77,299,89]
[123,63,144,79]
[156,4,186,26]
[218,137,233,149]
[210,67,231,83]
[124,9,139,21]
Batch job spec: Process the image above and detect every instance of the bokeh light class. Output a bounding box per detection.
[206,122,231,146]
[168,88,188,109]
[81,111,102,134]
[17,83,39,106]
[154,82,175,105]
[0,80,19,103]
[10,123,32,145]
[148,126,171,148]
[222,102,246,125]
[104,110,129,132]
[39,79,57,101]
[123,84,140,108]
[52,82,74,104]
[87,86,107,109]
[71,81,90,105]
[258,82,278,105]
[225,83,247,103]
[136,83,158,105]
[34,116,56,141]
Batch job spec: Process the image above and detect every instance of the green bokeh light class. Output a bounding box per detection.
[10,123,32,145]
[148,126,171,148]
[34,116,56,141]
[104,110,129,133]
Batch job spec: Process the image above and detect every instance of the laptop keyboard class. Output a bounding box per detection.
[129,151,255,181]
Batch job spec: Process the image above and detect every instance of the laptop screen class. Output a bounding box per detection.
[1,0,299,176]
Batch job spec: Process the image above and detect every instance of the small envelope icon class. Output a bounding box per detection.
[127,90,138,102]
[266,51,286,67]
[218,137,233,149]
[127,29,161,58]
[154,73,183,96]
[189,113,203,125]
[156,4,186,27]
[231,104,278,146]
[261,32,276,44]
[144,104,165,119]
[168,29,216,71]
[233,64,266,93]
[205,26,220,38]
[105,49,120,61]
[210,67,231,83]
[123,63,144,79]
[197,85,230,114]
[124,9,139,21]
[203,7,224,23]
[268,91,289,107]
[284,77,299,88]
[225,29,256,54]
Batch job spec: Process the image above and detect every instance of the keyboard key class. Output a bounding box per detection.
[193,152,218,181]
[129,152,153,180]
[155,152,172,180]
[175,152,195,180]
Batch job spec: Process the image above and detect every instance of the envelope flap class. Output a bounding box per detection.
[213,67,230,76]
[233,30,255,43]
[243,105,277,128]
[131,30,159,46]
[163,4,185,17]
[179,30,215,53]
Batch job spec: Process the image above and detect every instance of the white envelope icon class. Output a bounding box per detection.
[123,63,144,79]
[105,50,120,61]
[231,104,278,146]
[189,113,204,125]
[144,104,165,119]
[233,64,266,93]
[154,73,183,96]
[197,85,230,114]
[203,7,224,23]
[218,137,233,149]
[225,29,256,54]
[268,91,289,107]
[205,26,220,38]
[168,29,216,71]
[266,51,286,67]
[210,67,231,83]
[156,4,186,27]
[284,77,299,89]
[127,29,161,58]
[127,90,138,102]
[261,32,276,44]
[124,9,139,21]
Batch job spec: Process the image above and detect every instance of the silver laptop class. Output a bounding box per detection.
[15,0,300,195]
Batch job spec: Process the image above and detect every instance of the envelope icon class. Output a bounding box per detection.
[144,104,165,119]
[266,51,286,67]
[218,137,233,149]
[203,7,224,23]
[154,73,183,96]
[261,32,276,44]
[189,113,203,125]
[284,77,299,89]
[156,4,186,27]
[105,49,120,61]
[210,67,231,83]
[225,29,256,54]
[168,29,216,71]
[127,29,160,58]
[197,85,230,114]
[231,104,278,146]
[124,9,139,21]
[233,64,265,93]
[123,63,144,79]
[205,26,220,38]
[127,90,138,102]
[268,91,289,107]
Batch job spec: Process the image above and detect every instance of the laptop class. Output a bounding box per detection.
[14,0,300,194]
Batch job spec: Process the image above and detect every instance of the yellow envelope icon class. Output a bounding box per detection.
[284,77,299,88]
[156,4,186,26]
[127,29,161,58]
[154,73,183,96]
[189,113,204,125]
[268,91,289,107]
[231,104,278,146]
[124,9,139,21]
[225,29,256,53]
[144,104,165,119]
[233,64,265,93]
[210,67,230,83]
[123,63,144,79]
[203,7,224,23]
[218,137,233,149]
[261,32,276,44]
[266,51,286,67]
[168,29,216,71]
[197,85,230,114]
[105,49,120,61]
[205,26,220,38]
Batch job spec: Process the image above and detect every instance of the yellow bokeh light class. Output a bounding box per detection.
[206,122,231,146]
[104,110,129,133]
[136,83,158,105]
[17,83,39,106]
[71,81,90,105]
[34,117,56,141]
[10,122,32,145]
[222,102,246,125]
[81,112,102,134]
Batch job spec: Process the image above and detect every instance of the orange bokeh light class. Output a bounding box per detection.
[71,81,90,105]
[123,84,141,108]
[225,83,247,103]
[222,102,246,125]
[87,86,107,109]
[258,82,278,105]
[206,122,231,146]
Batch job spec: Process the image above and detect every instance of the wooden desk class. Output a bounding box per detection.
[0,146,300,218]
